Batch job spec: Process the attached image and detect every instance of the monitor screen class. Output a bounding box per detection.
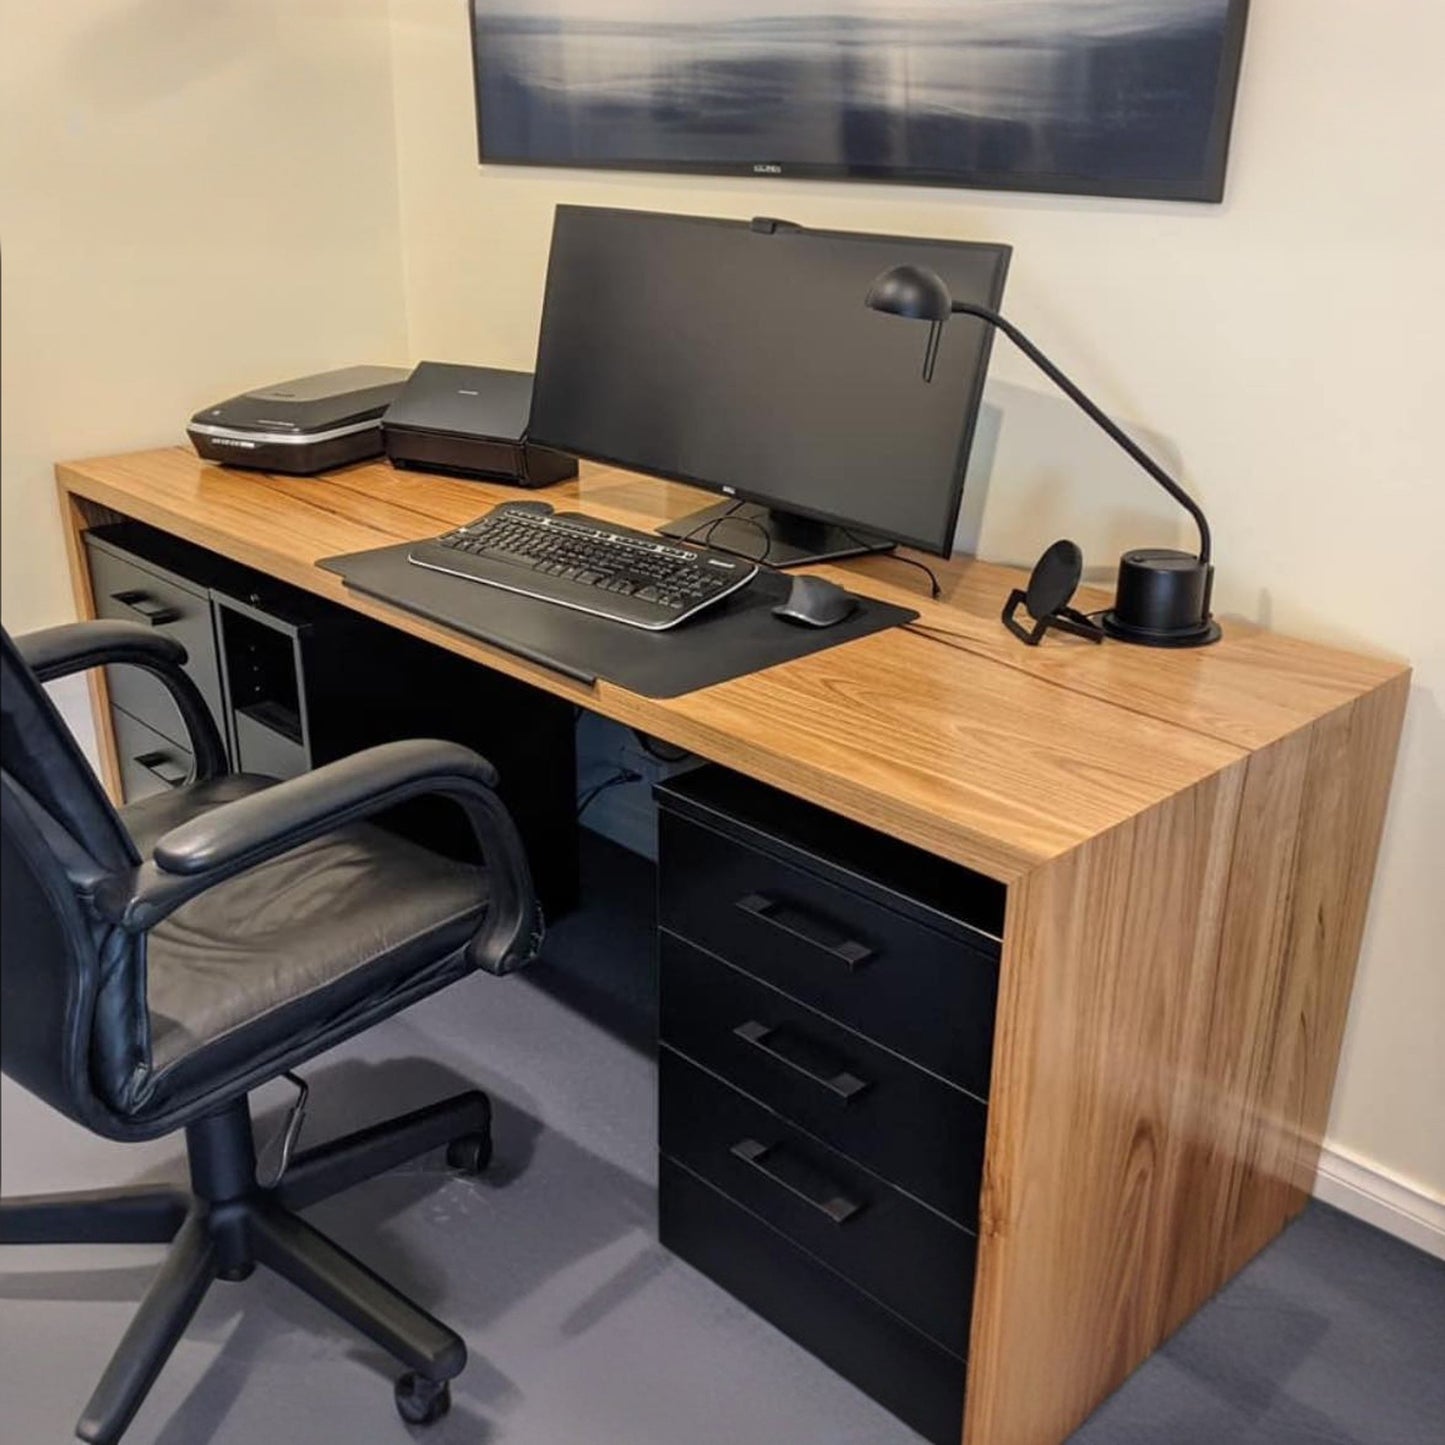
[529,207,1010,556]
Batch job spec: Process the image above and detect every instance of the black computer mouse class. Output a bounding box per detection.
[772,575,857,629]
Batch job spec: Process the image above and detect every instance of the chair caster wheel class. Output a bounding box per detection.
[446,1131,492,1174]
[395,1372,451,1425]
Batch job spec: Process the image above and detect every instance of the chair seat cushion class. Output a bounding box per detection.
[120,776,488,1108]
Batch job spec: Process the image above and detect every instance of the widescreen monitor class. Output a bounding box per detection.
[528,206,1010,559]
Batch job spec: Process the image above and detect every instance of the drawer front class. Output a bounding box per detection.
[660,1159,965,1445]
[113,708,195,802]
[88,542,225,746]
[660,1049,975,1357]
[659,812,998,1094]
[661,931,986,1226]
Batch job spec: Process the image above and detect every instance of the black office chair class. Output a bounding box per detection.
[0,620,541,1442]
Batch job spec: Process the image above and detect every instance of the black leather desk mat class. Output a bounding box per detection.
[318,542,917,699]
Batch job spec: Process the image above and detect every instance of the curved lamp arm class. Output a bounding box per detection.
[865,261,1214,571]
[949,299,1212,565]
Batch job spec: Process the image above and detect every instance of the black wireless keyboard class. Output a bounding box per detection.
[407,502,760,631]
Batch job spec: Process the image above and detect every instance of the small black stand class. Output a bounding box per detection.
[1002,591,1105,647]
[1001,538,1107,647]
[658,501,894,567]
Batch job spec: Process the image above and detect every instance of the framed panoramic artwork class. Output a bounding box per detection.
[470,0,1251,202]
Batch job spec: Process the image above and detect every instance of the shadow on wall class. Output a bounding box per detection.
[951,397,1000,558]
[955,378,1195,580]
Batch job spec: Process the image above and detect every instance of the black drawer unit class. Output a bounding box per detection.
[85,529,228,760]
[660,1161,966,1445]
[656,765,1003,1442]
[660,1050,976,1358]
[657,795,1000,1097]
[660,931,987,1226]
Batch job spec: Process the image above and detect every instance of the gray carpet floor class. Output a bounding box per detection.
[1,835,1441,1445]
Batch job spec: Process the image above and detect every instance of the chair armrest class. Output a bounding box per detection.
[93,739,541,976]
[15,620,227,781]
[17,619,186,681]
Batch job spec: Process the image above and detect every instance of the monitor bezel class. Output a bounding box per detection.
[526,206,1011,560]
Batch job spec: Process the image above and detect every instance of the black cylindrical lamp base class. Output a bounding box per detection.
[1100,547,1222,648]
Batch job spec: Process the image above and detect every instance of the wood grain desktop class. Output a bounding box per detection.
[55,448,1410,1445]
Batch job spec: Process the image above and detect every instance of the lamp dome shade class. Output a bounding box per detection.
[865,264,953,322]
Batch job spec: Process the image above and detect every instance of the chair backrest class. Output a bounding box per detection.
[1,627,140,1131]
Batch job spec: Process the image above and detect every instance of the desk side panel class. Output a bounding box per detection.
[1209,672,1413,1275]
[964,767,1241,1445]
[963,673,1409,1445]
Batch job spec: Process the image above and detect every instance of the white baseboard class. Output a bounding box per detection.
[1313,1143,1445,1260]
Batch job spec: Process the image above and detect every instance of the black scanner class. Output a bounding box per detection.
[188,366,410,475]
[382,363,578,487]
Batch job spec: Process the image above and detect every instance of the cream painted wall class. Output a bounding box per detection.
[388,0,1445,1197]
[0,0,408,636]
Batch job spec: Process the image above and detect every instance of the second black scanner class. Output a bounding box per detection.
[383,363,578,487]
[773,575,858,628]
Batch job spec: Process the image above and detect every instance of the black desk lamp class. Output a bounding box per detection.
[866,264,1221,647]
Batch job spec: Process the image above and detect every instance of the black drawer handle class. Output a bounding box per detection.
[729,1138,863,1225]
[735,893,874,970]
[733,1020,870,1102]
[111,590,181,626]
[134,751,188,788]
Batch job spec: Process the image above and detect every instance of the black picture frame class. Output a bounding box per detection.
[470,1,1251,204]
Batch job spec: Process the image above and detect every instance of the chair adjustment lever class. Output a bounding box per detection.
[256,1071,309,1190]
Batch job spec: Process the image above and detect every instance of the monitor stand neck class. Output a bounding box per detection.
[657,501,895,568]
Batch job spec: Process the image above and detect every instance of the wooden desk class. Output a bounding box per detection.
[56,448,1410,1445]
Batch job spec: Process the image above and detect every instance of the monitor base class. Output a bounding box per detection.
[658,502,895,567]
